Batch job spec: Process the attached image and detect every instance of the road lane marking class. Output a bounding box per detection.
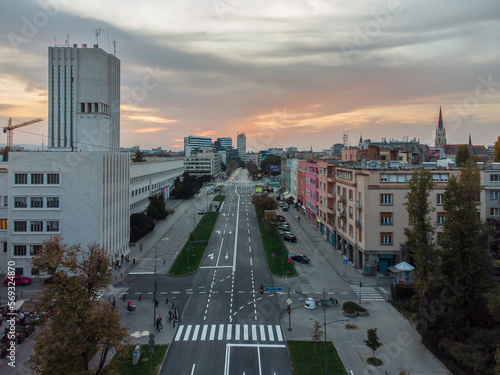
[216,238,225,266]
[200,325,208,340]
[235,324,240,340]
[174,325,184,341]
[183,325,192,341]
[250,257,252,266]
[218,324,224,340]
[192,325,200,341]
[252,325,257,340]
[260,325,266,341]
[267,325,274,341]
[227,324,232,340]
[209,324,216,340]
[275,325,283,341]
[243,325,249,340]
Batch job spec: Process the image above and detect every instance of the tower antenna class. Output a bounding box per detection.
[95,28,103,45]
[113,40,117,56]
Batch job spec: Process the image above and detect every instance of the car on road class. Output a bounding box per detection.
[198,209,205,215]
[277,223,290,231]
[282,206,289,211]
[292,254,310,264]
[281,232,297,242]
[279,202,285,207]
[276,215,286,222]
[4,275,32,286]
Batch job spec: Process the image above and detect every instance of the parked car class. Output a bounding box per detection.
[277,223,290,231]
[292,254,310,264]
[198,209,205,215]
[281,233,297,242]
[276,215,286,222]
[282,206,289,211]
[4,275,32,286]
[279,202,285,207]
[44,275,56,285]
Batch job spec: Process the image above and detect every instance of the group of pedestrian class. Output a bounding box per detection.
[114,254,132,270]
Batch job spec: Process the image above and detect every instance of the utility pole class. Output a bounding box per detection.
[153,246,158,326]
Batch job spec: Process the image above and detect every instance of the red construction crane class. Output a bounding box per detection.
[3,117,43,150]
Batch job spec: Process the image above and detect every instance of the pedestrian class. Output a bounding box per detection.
[169,309,174,321]
[140,244,143,252]
[158,314,163,329]
[155,318,161,332]
[121,254,124,263]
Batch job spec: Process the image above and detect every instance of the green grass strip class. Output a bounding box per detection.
[104,344,168,375]
[288,341,348,375]
[213,195,226,202]
[169,212,219,275]
[255,208,297,276]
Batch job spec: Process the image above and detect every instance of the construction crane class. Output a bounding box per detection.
[3,117,43,150]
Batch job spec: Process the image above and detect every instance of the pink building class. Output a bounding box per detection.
[305,161,319,225]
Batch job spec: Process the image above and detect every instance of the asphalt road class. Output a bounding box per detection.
[160,169,292,375]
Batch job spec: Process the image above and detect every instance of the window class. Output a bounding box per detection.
[31,173,44,184]
[349,190,353,201]
[46,221,59,232]
[15,173,27,184]
[47,173,60,184]
[13,245,27,256]
[437,232,444,245]
[3,242,7,253]
[441,174,449,182]
[14,221,27,232]
[490,174,500,182]
[81,103,85,112]
[491,208,500,216]
[380,212,393,225]
[491,191,500,199]
[30,245,42,256]
[432,174,440,182]
[31,221,43,232]
[380,194,393,205]
[0,219,7,230]
[47,197,60,208]
[380,232,392,245]
[31,197,44,208]
[349,225,353,237]
[437,213,446,225]
[14,197,27,208]
[381,174,388,182]
[437,194,444,205]
[349,206,353,219]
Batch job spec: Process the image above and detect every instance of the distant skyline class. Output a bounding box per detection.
[1,0,499,152]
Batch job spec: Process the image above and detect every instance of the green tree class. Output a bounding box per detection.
[146,194,168,221]
[455,144,470,166]
[403,168,437,332]
[494,136,500,162]
[440,162,492,331]
[311,320,323,356]
[132,149,145,162]
[2,148,8,162]
[247,160,259,176]
[260,154,281,175]
[252,193,278,214]
[130,212,155,242]
[364,328,383,361]
[30,237,128,374]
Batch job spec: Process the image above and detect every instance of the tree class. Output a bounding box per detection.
[494,136,500,162]
[455,144,470,167]
[246,160,259,176]
[146,194,168,221]
[2,148,8,162]
[30,237,128,374]
[130,212,155,242]
[403,168,437,333]
[311,320,323,356]
[132,149,145,162]
[260,154,281,175]
[252,193,278,214]
[364,328,383,361]
[440,162,492,332]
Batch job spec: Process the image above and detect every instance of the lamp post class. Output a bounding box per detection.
[153,246,158,326]
[323,287,349,375]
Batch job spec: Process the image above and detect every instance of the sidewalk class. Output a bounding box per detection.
[279,208,449,375]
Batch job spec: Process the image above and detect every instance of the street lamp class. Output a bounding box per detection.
[323,288,349,375]
[153,246,158,326]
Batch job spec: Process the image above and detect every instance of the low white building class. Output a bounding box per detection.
[184,153,221,178]
[3,151,129,276]
[130,158,184,214]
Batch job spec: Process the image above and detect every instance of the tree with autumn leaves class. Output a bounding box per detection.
[30,237,128,374]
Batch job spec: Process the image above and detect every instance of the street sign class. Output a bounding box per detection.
[264,287,283,292]
[286,298,292,305]
[343,259,348,264]
[271,253,275,257]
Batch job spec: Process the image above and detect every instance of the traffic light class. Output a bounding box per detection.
[287,305,291,314]
[154,299,159,307]
[260,284,264,294]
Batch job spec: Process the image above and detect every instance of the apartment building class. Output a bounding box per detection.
[305,161,319,224]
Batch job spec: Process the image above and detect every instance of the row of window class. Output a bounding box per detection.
[13,197,60,208]
[491,174,500,182]
[80,102,110,115]
[379,193,445,206]
[14,173,60,185]
[13,220,59,232]
[13,244,42,257]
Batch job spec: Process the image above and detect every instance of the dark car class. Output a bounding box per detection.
[276,215,286,222]
[281,233,297,242]
[277,223,290,231]
[4,275,32,287]
[44,275,56,285]
[292,254,310,264]
[282,206,289,211]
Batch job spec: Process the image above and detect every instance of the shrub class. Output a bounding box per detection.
[343,301,367,313]
[391,283,416,301]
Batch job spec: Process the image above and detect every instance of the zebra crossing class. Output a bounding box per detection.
[174,323,284,343]
[350,285,385,301]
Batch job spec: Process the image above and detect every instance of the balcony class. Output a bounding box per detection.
[339,195,346,204]
[340,211,346,220]
[355,200,362,208]
[356,220,362,228]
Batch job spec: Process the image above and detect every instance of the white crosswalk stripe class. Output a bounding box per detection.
[174,324,285,342]
[350,285,385,301]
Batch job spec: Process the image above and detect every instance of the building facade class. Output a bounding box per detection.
[237,133,246,156]
[184,136,213,157]
[304,161,318,224]
[184,153,221,178]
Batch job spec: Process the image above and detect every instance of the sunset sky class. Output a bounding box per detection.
[1,0,499,152]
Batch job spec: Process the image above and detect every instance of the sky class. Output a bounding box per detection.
[1,0,500,152]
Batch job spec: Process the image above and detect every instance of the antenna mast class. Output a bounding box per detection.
[113,40,117,56]
[95,28,103,45]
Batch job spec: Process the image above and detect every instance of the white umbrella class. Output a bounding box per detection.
[389,261,415,273]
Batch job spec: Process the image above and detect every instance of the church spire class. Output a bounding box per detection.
[438,106,443,130]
